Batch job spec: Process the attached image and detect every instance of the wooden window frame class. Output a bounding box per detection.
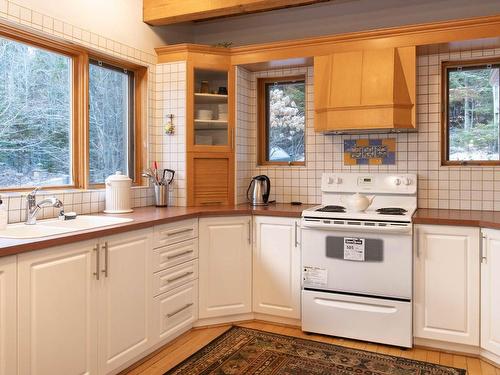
[441,58,500,166]
[257,75,306,166]
[0,23,147,192]
[86,55,147,188]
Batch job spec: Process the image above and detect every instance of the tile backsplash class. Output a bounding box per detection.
[236,46,500,211]
[2,0,500,220]
[153,62,187,207]
[0,188,154,224]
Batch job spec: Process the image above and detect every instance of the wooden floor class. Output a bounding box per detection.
[123,321,500,375]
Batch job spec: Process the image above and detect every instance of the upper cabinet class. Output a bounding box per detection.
[188,67,234,152]
[314,46,416,132]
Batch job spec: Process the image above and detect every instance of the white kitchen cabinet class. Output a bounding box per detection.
[481,228,500,357]
[18,240,99,375]
[98,229,152,374]
[414,224,480,346]
[198,216,252,319]
[253,216,301,319]
[18,228,153,375]
[0,255,17,375]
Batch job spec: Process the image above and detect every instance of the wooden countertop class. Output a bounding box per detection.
[413,208,500,230]
[0,203,312,256]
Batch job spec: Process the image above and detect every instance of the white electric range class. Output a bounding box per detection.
[301,172,417,348]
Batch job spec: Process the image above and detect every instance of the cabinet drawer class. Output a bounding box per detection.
[154,281,198,341]
[152,238,198,272]
[153,260,198,296]
[154,219,198,248]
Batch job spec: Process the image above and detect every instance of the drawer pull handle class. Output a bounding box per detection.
[166,249,194,260]
[167,228,193,237]
[167,271,194,283]
[167,303,193,318]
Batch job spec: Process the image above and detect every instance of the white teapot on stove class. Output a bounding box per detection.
[347,192,375,212]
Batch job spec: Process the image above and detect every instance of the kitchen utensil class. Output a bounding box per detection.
[346,192,375,212]
[161,169,175,185]
[247,175,271,206]
[104,171,133,213]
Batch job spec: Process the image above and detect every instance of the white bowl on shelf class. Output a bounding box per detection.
[218,113,228,121]
[197,109,213,120]
[196,135,213,145]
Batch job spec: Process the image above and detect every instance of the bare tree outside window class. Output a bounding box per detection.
[89,60,134,184]
[446,62,500,163]
[0,36,72,189]
[259,77,305,165]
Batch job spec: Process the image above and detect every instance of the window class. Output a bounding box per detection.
[89,60,135,184]
[443,59,500,165]
[0,24,146,191]
[0,35,72,189]
[258,76,306,165]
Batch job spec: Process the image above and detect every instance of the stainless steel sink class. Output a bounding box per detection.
[0,215,134,239]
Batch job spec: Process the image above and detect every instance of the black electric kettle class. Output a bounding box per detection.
[247,175,271,206]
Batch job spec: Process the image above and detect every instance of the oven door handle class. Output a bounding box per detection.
[314,297,398,314]
[301,221,412,234]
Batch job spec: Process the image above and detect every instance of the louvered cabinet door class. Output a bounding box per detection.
[187,152,234,206]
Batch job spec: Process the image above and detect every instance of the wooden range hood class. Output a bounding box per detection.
[314,46,416,133]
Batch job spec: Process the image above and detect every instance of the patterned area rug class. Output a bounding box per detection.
[165,327,466,374]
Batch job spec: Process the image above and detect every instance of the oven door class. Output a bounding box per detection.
[301,226,412,300]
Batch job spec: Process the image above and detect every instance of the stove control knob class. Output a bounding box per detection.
[403,178,412,186]
[394,178,401,186]
[328,177,342,184]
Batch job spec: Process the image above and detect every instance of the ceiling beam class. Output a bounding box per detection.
[143,0,329,26]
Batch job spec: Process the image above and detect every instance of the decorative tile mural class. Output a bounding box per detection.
[344,139,396,165]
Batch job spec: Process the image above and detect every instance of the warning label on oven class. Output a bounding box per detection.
[303,266,328,286]
[344,237,365,261]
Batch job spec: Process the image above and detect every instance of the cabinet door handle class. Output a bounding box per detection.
[294,221,299,247]
[101,241,109,277]
[167,271,194,283]
[481,234,487,264]
[93,244,100,280]
[229,128,234,149]
[248,220,251,244]
[167,228,192,237]
[414,227,419,258]
[167,303,193,318]
[167,249,194,260]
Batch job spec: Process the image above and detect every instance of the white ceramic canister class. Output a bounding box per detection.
[104,171,133,213]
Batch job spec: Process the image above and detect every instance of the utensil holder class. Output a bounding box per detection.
[154,185,169,207]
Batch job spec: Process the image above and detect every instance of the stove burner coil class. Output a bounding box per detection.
[376,207,408,215]
[316,205,346,213]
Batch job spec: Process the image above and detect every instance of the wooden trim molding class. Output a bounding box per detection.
[441,57,500,166]
[144,0,327,26]
[155,14,500,66]
[257,75,306,166]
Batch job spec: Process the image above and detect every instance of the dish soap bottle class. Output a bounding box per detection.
[0,198,7,230]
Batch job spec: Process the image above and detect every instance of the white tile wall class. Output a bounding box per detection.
[153,62,187,207]
[2,0,500,219]
[236,46,500,210]
[0,0,159,223]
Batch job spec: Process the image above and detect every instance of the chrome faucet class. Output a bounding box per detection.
[25,188,64,225]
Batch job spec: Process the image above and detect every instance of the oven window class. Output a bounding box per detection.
[326,237,384,262]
